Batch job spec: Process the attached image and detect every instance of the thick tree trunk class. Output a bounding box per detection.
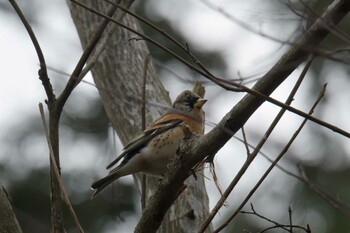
[67,1,212,232]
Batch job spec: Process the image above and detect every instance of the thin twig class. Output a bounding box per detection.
[39,103,84,233]
[297,166,350,217]
[200,55,314,233]
[241,127,251,157]
[104,0,218,81]
[209,163,226,206]
[258,225,310,233]
[79,0,135,80]
[9,0,55,102]
[240,204,310,233]
[141,54,150,131]
[141,54,151,210]
[289,207,293,232]
[248,204,285,227]
[57,3,116,112]
[153,59,263,85]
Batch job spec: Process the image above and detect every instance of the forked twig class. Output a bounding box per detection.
[241,126,251,157]
[239,204,311,233]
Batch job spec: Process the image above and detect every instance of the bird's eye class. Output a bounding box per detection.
[185,96,198,108]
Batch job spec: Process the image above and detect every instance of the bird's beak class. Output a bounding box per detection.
[195,98,207,109]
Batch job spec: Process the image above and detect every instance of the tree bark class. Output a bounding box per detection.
[0,186,23,233]
[67,1,212,232]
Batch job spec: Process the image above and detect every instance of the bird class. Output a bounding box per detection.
[90,90,207,198]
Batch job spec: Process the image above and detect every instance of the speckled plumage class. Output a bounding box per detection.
[91,90,206,198]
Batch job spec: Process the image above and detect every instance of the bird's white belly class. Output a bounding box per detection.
[139,127,184,175]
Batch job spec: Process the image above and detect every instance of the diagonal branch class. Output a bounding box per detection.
[57,2,118,112]
[134,1,350,232]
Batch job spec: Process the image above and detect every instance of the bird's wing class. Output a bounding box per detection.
[105,118,183,169]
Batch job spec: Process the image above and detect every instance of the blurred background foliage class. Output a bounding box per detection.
[1,0,350,232]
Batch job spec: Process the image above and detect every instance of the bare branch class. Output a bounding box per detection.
[39,103,84,233]
[241,127,251,157]
[57,2,120,112]
[240,204,311,233]
[141,54,151,210]
[9,0,55,103]
[78,0,135,80]
[289,207,293,232]
[104,0,221,82]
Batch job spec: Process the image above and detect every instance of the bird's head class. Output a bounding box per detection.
[172,90,207,113]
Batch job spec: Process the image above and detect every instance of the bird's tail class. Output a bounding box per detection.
[90,171,121,199]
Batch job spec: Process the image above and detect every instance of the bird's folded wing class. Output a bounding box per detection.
[105,118,183,169]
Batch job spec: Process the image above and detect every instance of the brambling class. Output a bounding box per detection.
[91,90,207,198]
